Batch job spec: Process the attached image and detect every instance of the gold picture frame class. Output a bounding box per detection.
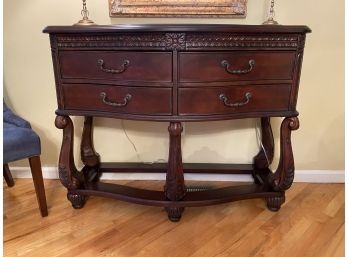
[109,0,247,18]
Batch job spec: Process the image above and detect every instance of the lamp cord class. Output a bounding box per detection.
[121,120,166,164]
[123,120,269,166]
[255,119,271,167]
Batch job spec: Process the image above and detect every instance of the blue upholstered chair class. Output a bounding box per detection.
[3,103,48,217]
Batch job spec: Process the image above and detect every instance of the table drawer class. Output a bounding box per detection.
[178,85,291,115]
[59,51,172,82]
[62,84,172,115]
[179,52,296,82]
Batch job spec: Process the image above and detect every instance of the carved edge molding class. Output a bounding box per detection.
[55,33,301,50]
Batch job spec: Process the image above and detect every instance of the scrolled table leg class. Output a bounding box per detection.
[266,117,299,211]
[55,115,86,209]
[269,117,299,191]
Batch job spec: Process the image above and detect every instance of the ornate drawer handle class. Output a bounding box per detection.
[100,92,132,107]
[219,92,252,107]
[221,59,256,74]
[97,59,130,74]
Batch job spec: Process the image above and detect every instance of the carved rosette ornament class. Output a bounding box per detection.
[165,33,186,50]
[269,117,300,191]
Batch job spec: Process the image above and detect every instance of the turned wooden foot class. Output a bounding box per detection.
[165,207,184,222]
[67,192,87,209]
[266,194,285,212]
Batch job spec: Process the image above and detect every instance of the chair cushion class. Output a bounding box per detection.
[3,122,41,163]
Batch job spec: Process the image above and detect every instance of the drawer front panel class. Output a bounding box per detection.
[63,84,172,115]
[179,52,295,82]
[59,51,172,82]
[178,85,291,115]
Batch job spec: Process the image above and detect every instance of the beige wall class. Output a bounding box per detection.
[4,0,344,170]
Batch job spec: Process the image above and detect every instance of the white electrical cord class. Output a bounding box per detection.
[121,120,166,164]
[122,119,268,166]
[255,119,271,166]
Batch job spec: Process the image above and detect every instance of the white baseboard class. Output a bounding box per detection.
[7,166,344,183]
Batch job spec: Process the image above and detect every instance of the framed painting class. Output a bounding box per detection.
[109,0,248,18]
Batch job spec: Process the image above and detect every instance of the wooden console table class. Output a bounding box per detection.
[44,24,311,221]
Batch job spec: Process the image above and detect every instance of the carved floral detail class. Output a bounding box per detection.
[56,34,166,48]
[186,34,299,48]
[165,33,186,50]
[54,33,301,50]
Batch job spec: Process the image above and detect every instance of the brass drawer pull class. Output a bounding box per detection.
[219,92,252,107]
[100,92,132,107]
[97,59,130,74]
[221,59,255,74]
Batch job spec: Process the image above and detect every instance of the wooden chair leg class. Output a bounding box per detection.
[3,164,15,187]
[29,156,48,217]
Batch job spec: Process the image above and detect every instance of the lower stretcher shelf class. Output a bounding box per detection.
[76,182,282,208]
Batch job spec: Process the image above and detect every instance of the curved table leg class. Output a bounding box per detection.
[164,122,186,222]
[267,116,300,211]
[55,115,86,209]
[81,116,101,182]
[253,117,274,185]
